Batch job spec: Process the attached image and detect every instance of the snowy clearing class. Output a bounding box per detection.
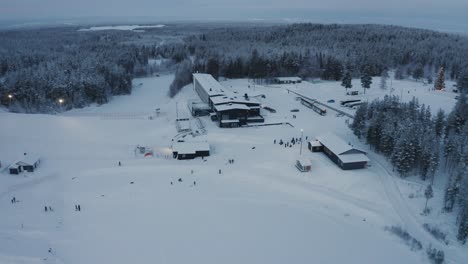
[0,75,465,264]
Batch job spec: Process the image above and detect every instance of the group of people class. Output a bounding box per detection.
[274,136,308,148]
[10,197,17,204]
[44,206,54,212]
[228,159,235,164]
[74,204,82,211]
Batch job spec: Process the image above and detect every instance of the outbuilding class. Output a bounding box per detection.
[296,158,311,172]
[172,141,210,160]
[314,133,369,170]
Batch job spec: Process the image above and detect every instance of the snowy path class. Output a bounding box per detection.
[370,153,465,263]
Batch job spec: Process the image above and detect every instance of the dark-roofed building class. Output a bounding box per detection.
[193,73,264,127]
[313,133,369,170]
[172,141,210,160]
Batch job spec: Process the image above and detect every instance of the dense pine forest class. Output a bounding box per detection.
[1,23,468,111]
[351,93,468,243]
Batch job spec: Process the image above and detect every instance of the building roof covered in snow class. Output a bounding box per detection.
[172,141,210,154]
[297,158,311,167]
[214,103,250,112]
[309,140,322,147]
[210,94,259,106]
[193,73,226,97]
[316,133,366,156]
[16,153,40,166]
[315,133,369,163]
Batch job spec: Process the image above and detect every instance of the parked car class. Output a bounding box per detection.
[327,99,335,103]
[347,90,359,95]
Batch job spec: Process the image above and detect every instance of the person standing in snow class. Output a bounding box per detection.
[78,205,81,211]
[274,139,276,144]
[44,206,48,212]
[118,161,121,166]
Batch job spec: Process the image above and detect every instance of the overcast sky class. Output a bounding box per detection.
[1,0,467,32]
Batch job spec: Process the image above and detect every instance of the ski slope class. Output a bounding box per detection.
[0,74,465,264]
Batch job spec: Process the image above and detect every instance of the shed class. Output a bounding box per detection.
[296,158,311,172]
[172,141,210,160]
[315,133,369,170]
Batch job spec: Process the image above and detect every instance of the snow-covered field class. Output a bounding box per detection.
[0,75,466,264]
[78,24,165,31]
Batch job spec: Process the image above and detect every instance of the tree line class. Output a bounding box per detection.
[0,27,152,112]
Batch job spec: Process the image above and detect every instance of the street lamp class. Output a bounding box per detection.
[58,98,64,112]
[300,128,304,155]
[7,94,13,105]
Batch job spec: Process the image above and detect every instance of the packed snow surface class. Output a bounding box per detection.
[0,75,465,263]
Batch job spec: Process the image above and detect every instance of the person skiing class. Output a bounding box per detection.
[274,139,276,144]
[193,181,196,186]
[178,178,182,182]
[78,205,81,211]
[118,161,121,166]
[44,206,48,212]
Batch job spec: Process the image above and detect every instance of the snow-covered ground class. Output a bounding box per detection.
[0,75,465,264]
[78,24,165,31]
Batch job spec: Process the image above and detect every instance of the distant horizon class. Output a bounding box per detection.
[0,7,467,34]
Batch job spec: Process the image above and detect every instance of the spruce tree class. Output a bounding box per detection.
[458,69,468,93]
[424,184,434,214]
[434,109,445,138]
[341,71,352,93]
[361,66,372,94]
[434,66,445,90]
[380,69,389,90]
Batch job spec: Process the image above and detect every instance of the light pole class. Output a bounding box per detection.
[8,94,13,105]
[300,128,304,155]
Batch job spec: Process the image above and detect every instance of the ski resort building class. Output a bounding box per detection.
[9,153,41,174]
[312,134,369,170]
[172,141,210,160]
[273,77,302,84]
[193,73,264,127]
